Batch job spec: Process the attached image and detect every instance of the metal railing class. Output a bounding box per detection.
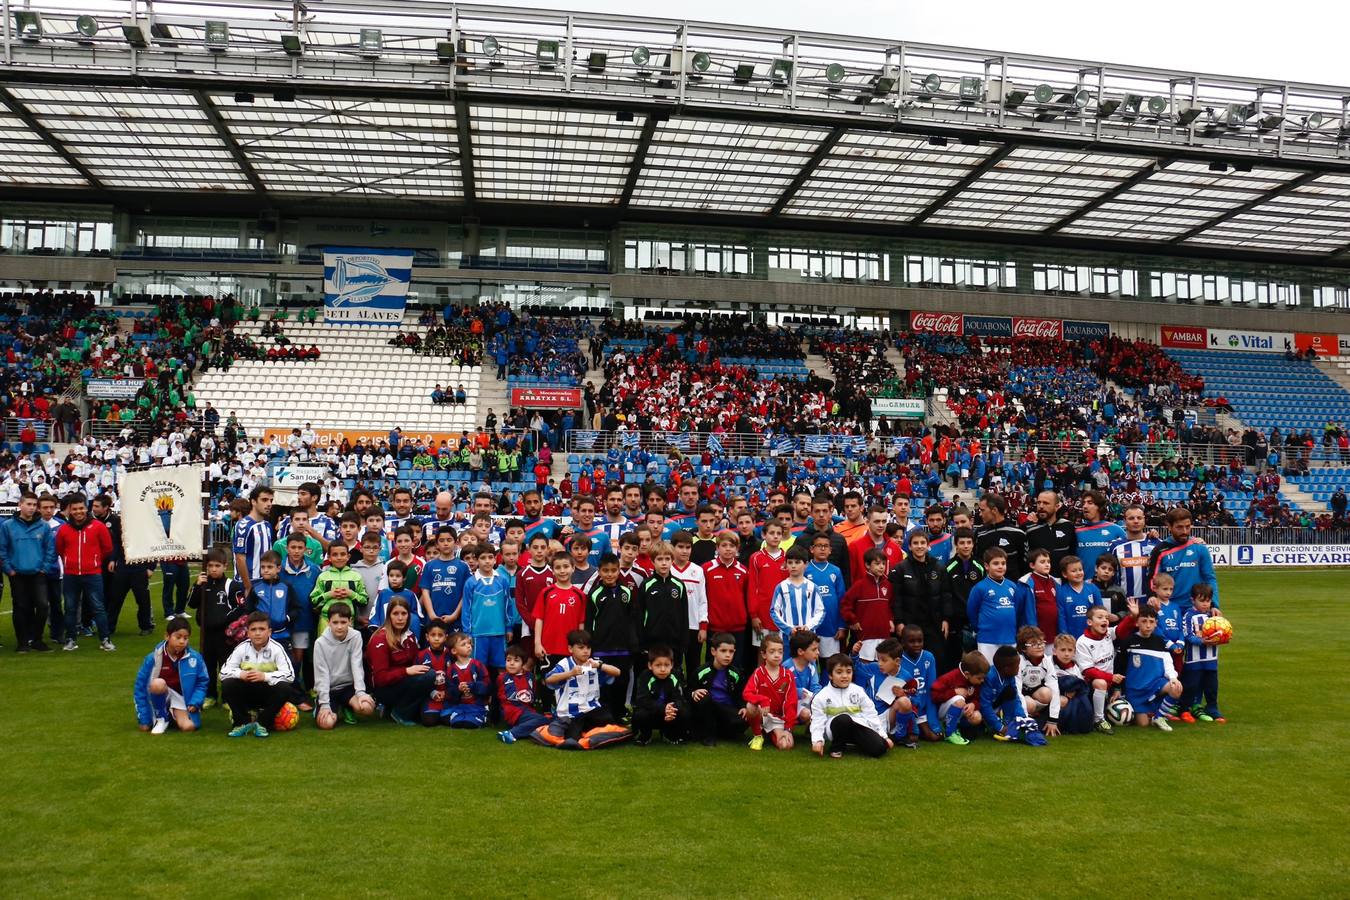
[1191,526,1350,545]
[2,417,54,443]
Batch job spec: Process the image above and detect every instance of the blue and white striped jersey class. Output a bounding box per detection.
[769,579,824,635]
[548,657,612,718]
[1114,537,1159,599]
[232,516,274,582]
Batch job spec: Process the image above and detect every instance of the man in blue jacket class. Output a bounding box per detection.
[0,490,58,652]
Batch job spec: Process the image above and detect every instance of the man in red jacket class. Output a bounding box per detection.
[55,495,115,652]
[847,507,904,585]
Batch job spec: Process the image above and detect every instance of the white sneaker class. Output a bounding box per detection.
[62,640,78,651]
[100,638,116,652]
[1153,717,1174,733]
[150,718,170,735]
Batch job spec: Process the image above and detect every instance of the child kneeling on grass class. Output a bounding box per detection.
[742,632,798,751]
[497,644,552,744]
[220,612,298,739]
[536,629,628,749]
[809,653,892,759]
[134,616,207,734]
[631,644,689,746]
[313,603,375,729]
[930,651,989,745]
[1116,605,1183,733]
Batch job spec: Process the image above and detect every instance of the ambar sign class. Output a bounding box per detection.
[1161,326,1207,348]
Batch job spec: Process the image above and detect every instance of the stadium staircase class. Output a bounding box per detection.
[193,322,482,439]
[1165,349,1350,436]
[1286,467,1350,511]
[884,344,907,381]
[802,342,834,383]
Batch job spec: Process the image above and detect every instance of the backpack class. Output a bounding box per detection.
[221,579,250,647]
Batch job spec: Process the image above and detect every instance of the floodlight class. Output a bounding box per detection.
[691,52,711,73]
[825,63,846,84]
[1147,96,1168,116]
[770,59,793,82]
[76,15,100,39]
[631,46,650,66]
[1232,161,1253,173]
[121,20,148,47]
[537,39,559,67]
[150,23,176,46]
[920,73,942,93]
[587,51,606,72]
[1003,89,1028,109]
[1096,98,1121,118]
[234,91,255,103]
[358,28,382,58]
[871,73,895,96]
[733,63,755,84]
[1302,112,1324,130]
[1176,103,1203,126]
[1033,83,1054,104]
[1258,114,1284,131]
[1071,89,1091,109]
[436,41,455,63]
[281,33,302,56]
[14,11,41,41]
[483,36,500,57]
[1122,93,1143,116]
[1224,102,1255,126]
[958,76,983,100]
[204,20,229,52]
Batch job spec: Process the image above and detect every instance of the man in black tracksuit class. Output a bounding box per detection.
[944,527,985,668]
[1025,490,1077,572]
[975,494,1028,580]
[890,535,952,670]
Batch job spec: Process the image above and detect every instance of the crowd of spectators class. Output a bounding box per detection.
[490,318,591,384]
[391,325,483,366]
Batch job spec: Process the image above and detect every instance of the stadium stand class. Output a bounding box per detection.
[1167,349,1350,439]
[193,322,483,437]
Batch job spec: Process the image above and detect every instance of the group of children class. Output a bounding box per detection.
[132,513,1228,755]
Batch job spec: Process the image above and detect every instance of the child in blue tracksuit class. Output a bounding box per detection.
[371,562,421,638]
[968,549,1031,664]
[1179,584,1223,722]
[898,625,940,742]
[281,535,321,687]
[1056,556,1103,638]
[804,540,847,657]
[246,552,301,648]
[980,646,1028,741]
[852,636,915,747]
[133,617,209,733]
[461,547,518,671]
[786,631,823,729]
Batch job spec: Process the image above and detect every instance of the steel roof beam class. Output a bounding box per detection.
[769,126,845,217]
[1169,172,1323,244]
[617,114,660,210]
[0,87,106,191]
[454,96,477,209]
[1042,156,1178,234]
[908,143,1016,226]
[191,90,268,194]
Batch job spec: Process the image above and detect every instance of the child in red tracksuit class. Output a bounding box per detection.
[1019,548,1059,641]
[496,644,552,744]
[443,631,491,728]
[840,549,894,660]
[741,632,798,751]
[418,621,455,726]
[929,651,991,745]
[746,522,788,645]
[702,535,749,669]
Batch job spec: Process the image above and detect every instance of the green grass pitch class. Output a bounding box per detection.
[2,569,1347,898]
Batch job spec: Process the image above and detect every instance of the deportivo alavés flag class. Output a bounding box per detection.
[323,247,414,324]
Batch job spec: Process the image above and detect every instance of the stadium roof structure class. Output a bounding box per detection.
[2,0,1350,266]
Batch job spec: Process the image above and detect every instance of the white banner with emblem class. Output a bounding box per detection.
[119,465,204,563]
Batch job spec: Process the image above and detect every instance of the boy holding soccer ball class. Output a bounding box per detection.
[1179,584,1225,723]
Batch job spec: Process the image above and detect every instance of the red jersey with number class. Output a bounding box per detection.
[537,584,586,656]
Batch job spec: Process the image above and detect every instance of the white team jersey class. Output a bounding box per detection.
[671,561,708,630]
[1016,654,1061,719]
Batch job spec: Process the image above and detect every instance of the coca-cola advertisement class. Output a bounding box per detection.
[1160,326,1207,349]
[908,310,963,335]
[1011,317,1063,340]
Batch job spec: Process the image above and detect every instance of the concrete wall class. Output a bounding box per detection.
[0,255,116,284]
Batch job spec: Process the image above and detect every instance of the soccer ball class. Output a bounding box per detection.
[1200,616,1233,645]
[1105,697,1135,727]
[273,702,300,731]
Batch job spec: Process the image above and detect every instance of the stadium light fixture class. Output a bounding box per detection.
[691,52,712,74]
[483,36,501,57]
[871,72,896,96]
[1096,98,1121,118]
[1033,84,1055,104]
[927,135,948,147]
[770,59,793,83]
[1147,96,1168,116]
[121,19,149,47]
[204,20,229,52]
[1301,112,1324,131]
[436,41,455,63]
[281,34,302,56]
[75,15,100,41]
[1232,161,1253,172]
[1003,89,1028,110]
[537,39,559,68]
[150,23,176,46]
[1258,113,1285,131]
[1208,161,1228,172]
[1224,102,1255,126]
[274,88,297,102]
[631,46,650,66]
[587,51,607,72]
[825,63,847,84]
[1175,102,1203,126]
[733,63,755,84]
[358,29,382,58]
[234,91,255,104]
[1122,93,1144,117]
[921,73,942,93]
[14,11,41,41]
[958,76,983,101]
